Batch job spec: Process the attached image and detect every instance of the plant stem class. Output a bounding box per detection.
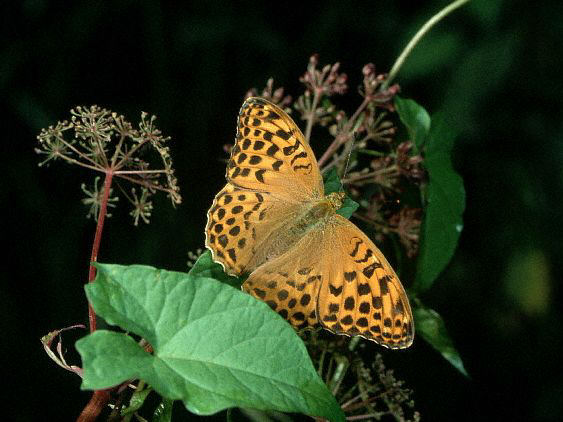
[76,390,110,422]
[56,135,103,168]
[318,97,370,168]
[304,89,321,143]
[382,0,471,90]
[114,173,174,194]
[114,138,151,171]
[114,169,169,175]
[87,171,114,332]
[77,171,115,422]
[54,153,106,174]
[346,413,381,421]
[329,337,360,396]
[110,134,126,167]
[343,165,399,184]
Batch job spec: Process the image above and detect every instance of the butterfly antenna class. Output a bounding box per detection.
[341,133,357,189]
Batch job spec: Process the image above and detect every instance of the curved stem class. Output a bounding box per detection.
[382,0,471,90]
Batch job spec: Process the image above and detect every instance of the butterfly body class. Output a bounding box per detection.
[286,192,344,237]
[205,97,414,349]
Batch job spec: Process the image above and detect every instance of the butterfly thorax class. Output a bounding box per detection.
[248,191,346,269]
[325,191,346,210]
[286,191,345,238]
[299,192,343,226]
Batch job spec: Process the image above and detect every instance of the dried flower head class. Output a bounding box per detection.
[81,176,119,220]
[360,105,397,145]
[304,331,420,421]
[359,63,401,111]
[239,56,426,265]
[300,54,348,96]
[36,106,181,224]
[396,141,425,181]
[389,208,422,258]
[187,248,204,268]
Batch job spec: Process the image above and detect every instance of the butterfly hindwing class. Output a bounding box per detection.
[244,260,321,329]
[317,216,414,349]
[240,214,413,349]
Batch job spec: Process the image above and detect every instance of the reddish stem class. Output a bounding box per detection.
[76,390,111,422]
[87,171,114,332]
[77,171,114,422]
[317,97,370,168]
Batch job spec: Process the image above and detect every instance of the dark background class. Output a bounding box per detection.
[3,1,562,420]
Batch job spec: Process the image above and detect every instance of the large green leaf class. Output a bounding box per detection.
[323,167,359,219]
[395,96,431,151]
[76,264,344,422]
[413,302,468,377]
[414,113,465,292]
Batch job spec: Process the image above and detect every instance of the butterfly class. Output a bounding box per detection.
[205,97,414,349]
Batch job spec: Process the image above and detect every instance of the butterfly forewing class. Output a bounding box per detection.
[228,97,323,199]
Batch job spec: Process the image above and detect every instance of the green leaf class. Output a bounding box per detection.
[336,197,360,219]
[76,263,344,422]
[188,249,242,288]
[395,96,431,151]
[413,302,468,377]
[323,167,343,194]
[323,168,359,219]
[122,384,152,416]
[152,398,173,422]
[414,113,465,292]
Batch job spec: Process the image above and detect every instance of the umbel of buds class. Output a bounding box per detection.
[244,55,425,257]
[36,105,181,225]
[300,54,348,96]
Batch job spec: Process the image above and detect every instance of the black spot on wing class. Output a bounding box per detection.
[290,151,307,165]
[344,271,356,281]
[266,144,279,156]
[329,284,343,296]
[363,261,382,278]
[276,129,291,140]
[379,275,391,295]
[350,239,362,257]
[344,297,355,310]
[253,140,265,150]
[255,169,266,183]
[249,155,262,165]
[355,249,373,263]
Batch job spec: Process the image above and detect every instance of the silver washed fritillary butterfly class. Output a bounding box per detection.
[205,97,414,349]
